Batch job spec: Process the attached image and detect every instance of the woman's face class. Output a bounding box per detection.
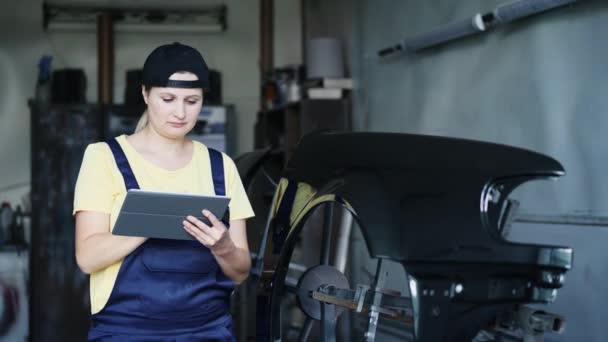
[142,72,203,139]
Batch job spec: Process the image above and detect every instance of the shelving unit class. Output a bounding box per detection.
[255,98,352,166]
[28,101,104,341]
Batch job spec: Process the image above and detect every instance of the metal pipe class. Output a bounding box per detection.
[321,300,337,342]
[321,203,334,265]
[365,258,387,342]
[297,317,314,342]
[97,12,114,104]
[260,0,274,110]
[334,208,353,273]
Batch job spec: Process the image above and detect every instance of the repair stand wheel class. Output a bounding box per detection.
[265,202,414,342]
[296,265,350,321]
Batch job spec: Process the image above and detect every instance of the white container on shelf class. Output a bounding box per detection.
[306,38,344,79]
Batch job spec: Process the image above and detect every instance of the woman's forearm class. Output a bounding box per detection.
[76,232,146,274]
[212,245,252,284]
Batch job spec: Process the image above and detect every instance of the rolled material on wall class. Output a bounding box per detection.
[495,0,577,23]
[377,0,578,57]
[306,38,344,79]
[402,14,486,52]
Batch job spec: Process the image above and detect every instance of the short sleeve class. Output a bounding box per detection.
[223,155,255,220]
[73,143,117,215]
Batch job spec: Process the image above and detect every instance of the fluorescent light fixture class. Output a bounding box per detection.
[47,22,225,33]
[43,2,227,33]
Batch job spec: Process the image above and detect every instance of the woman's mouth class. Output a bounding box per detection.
[168,122,187,128]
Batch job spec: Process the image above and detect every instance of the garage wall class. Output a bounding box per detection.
[350,0,608,341]
[0,0,261,205]
[275,0,302,67]
[303,0,354,75]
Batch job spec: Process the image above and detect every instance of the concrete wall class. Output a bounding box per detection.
[350,0,608,340]
[303,0,354,76]
[275,0,302,67]
[0,0,261,205]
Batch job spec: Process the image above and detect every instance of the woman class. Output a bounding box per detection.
[73,42,254,341]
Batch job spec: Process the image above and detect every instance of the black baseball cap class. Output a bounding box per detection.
[142,42,210,90]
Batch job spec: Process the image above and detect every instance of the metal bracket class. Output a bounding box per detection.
[312,285,412,324]
[489,306,566,341]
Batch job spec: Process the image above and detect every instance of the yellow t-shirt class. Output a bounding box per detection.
[73,135,255,314]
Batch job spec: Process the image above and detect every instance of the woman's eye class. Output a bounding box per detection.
[187,100,199,105]
[162,98,173,103]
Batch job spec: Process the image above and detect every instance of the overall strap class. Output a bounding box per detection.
[273,180,297,253]
[208,148,226,196]
[106,138,140,190]
[208,148,230,224]
[276,181,297,228]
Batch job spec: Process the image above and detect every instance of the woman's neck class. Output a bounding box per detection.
[126,126,194,171]
[130,126,190,156]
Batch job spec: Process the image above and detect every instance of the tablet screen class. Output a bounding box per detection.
[112,189,231,240]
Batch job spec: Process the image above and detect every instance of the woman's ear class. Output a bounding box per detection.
[141,86,148,104]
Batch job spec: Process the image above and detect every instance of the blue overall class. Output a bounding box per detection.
[88,139,236,341]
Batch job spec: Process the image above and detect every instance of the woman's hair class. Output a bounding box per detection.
[134,110,149,133]
[134,85,151,133]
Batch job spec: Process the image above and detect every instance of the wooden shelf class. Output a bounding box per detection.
[255,98,352,167]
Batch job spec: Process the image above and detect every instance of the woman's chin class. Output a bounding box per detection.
[160,128,189,139]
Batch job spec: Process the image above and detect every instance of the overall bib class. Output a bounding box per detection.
[88,138,235,341]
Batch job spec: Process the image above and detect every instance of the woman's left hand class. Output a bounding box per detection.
[183,210,236,256]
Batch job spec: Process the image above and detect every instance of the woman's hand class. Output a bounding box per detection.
[184,214,252,284]
[183,209,236,256]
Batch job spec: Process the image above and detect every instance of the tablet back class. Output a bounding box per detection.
[112,190,231,240]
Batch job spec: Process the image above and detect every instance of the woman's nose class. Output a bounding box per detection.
[174,102,186,119]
